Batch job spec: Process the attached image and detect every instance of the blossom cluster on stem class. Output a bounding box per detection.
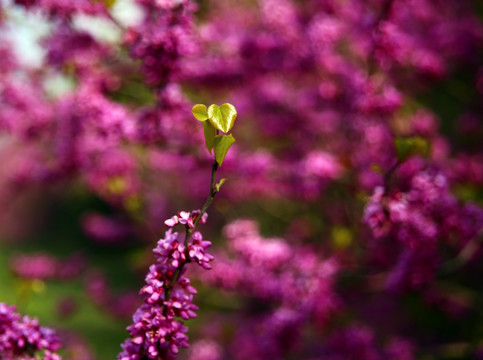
[118,210,213,360]
[0,302,61,360]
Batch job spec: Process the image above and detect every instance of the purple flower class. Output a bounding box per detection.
[9,252,86,281]
[164,210,208,229]
[0,302,62,359]
[188,232,214,269]
[178,211,194,228]
[119,212,213,360]
[187,339,222,360]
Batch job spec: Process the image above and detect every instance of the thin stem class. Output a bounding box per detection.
[193,161,219,235]
[383,159,401,196]
[163,159,220,308]
[440,229,483,275]
[105,11,126,31]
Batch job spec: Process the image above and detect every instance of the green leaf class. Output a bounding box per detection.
[191,104,209,122]
[213,134,235,166]
[103,0,117,8]
[207,103,237,133]
[331,226,352,250]
[394,136,430,162]
[370,164,383,174]
[203,121,215,154]
[215,178,227,192]
[94,0,117,8]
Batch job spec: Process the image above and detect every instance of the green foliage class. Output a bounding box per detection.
[394,136,430,162]
[215,178,227,192]
[94,0,117,9]
[331,226,353,250]
[214,134,235,166]
[203,121,216,154]
[207,103,237,133]
[191,104,209,122]
[192,103,237,164]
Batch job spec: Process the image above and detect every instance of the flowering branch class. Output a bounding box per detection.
[118,104,236,360]
[0,303,61,360]
[164,159,219,306]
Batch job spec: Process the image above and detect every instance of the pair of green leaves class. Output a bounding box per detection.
[192,103,237,166]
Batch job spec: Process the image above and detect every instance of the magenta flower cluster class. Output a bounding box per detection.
[119,211,213,360]
[364,169,483,292]
[125,0,198,86]
[9,252,86,281]
[200,219,340,358]
[0,303,61,360]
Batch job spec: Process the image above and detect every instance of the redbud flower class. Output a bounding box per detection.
[119,212,213,360]
[0,303,62,360]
